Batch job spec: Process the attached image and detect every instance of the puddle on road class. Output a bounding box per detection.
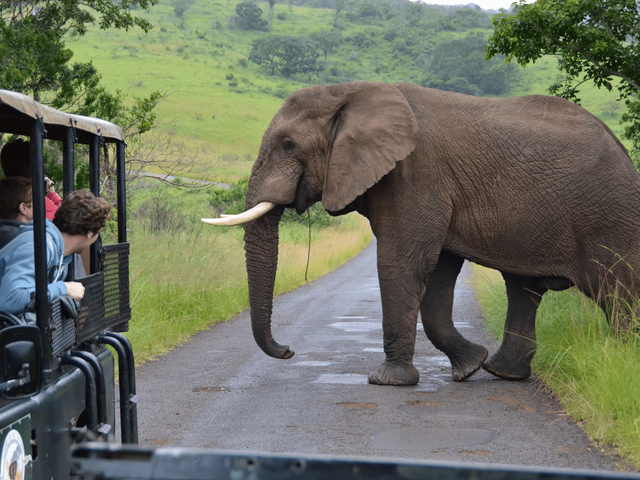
[421,356,450,367]
[294,361,332,367]
[192,387,229,393]
[363,347,384,353]
[314,374,369,385]
[330,322,381,332]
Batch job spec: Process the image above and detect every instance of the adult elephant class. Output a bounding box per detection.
[204,81,640,385]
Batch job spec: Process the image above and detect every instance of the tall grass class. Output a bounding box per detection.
[126,213,371,364]
[473,265,640,469]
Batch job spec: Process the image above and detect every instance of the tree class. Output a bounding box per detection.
[0,1,203,194]
[309,30,342,62]
[174,0,195,18]
[0,0,156,108]
[235,2,268,31]
[249,36,320,78]
[486,0,640,161]
[267,0,277,27]
[332,0,346,28]
[424,34,519,96]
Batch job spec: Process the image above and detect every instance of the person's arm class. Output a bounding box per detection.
[0,243,70,315]
[0,242,68,314]
[45,197,58,221]
[45,178,62,206]
[46,191,62,207]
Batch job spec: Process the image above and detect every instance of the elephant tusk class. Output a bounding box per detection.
[201,201,277,226]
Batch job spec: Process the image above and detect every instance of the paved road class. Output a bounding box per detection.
[134,241,625,471]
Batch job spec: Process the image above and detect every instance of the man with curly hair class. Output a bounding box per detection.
[0,177,33,249]
[0,189,111,315]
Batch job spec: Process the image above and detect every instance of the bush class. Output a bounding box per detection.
[235,2,268,31]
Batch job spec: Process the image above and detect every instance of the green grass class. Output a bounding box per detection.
[473,265,640,469]
[126,205,372,364]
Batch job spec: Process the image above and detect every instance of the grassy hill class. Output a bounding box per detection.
[71,0,631,182]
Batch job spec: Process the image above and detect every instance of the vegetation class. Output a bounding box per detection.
[474,265,640,469]
[236,2,269,31]
[249,36,321,77]
[487,0,640,163]
[424,33,519,96]
[0,0,158,115]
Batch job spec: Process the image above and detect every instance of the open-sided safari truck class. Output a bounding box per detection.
[0,90,137,480]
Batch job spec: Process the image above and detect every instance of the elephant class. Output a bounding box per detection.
[203,81,640,385]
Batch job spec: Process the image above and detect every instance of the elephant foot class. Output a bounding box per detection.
[368,362,419,386]
[482,349,531,380]
[449,343,488,382]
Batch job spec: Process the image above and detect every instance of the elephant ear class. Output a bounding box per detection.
[321,82,419,212]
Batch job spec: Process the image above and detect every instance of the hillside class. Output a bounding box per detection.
[71,0,630,182]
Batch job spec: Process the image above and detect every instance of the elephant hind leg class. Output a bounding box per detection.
[482,273,548,380]
[420,251,488,382]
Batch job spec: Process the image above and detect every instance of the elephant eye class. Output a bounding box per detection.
[282,141,295,154]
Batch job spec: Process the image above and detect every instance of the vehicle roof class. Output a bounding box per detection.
[0,89,124,144]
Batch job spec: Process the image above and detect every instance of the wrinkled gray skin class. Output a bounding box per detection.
[243,81,640,385]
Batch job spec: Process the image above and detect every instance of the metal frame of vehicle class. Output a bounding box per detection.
[71,444,640,480]
[0,89,138,480]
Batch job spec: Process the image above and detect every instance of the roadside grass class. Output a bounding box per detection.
[126,211,371,364]
[473,265,640,469]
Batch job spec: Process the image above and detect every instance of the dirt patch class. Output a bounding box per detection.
[337,402,377,409]
[460,450,495,456]
[149,438,172,446]
[192,387,229,393]
[487,395,536,413]
[407,400,453,407]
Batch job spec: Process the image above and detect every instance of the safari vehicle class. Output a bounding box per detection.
[0,90,138,480]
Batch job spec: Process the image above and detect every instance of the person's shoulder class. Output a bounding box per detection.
[0,220,25,250]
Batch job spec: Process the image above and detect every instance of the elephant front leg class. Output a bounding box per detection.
[420,251,488,382]
[368,264,424,386]
[482,273,547,380]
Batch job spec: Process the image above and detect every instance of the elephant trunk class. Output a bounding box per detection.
[243,203,294,359]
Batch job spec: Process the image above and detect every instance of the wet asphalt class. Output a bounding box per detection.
[133,240,631,472]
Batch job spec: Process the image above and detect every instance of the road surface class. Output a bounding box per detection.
[133,241,626,471]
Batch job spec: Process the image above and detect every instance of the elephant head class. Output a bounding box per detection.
[203,81,419,359]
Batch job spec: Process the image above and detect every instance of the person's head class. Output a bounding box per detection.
[0,177,33,222]
[0,139,31,178]
[53,189,111,243]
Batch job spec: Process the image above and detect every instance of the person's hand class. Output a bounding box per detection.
[64,281,85,300]
[45,177,55,194]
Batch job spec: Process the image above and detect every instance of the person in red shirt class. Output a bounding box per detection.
[0,139,62,220]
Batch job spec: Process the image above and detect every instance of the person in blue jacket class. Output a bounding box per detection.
[0,189,111,315]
